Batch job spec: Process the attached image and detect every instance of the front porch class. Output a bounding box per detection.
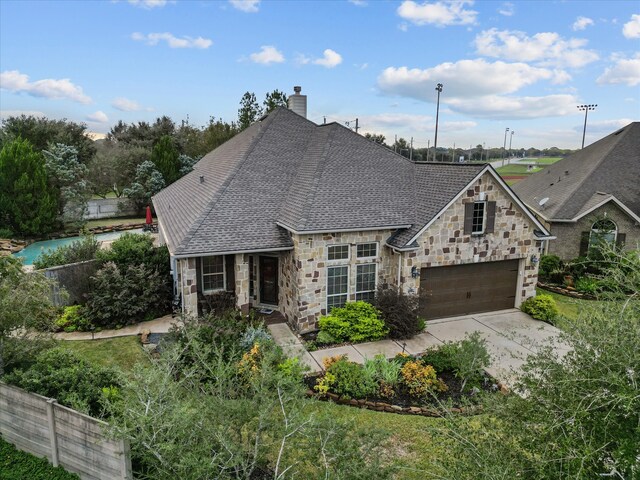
[174,251,293,320]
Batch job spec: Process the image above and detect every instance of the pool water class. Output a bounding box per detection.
[13,229,144,266]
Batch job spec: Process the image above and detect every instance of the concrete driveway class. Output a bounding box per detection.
[268,309,568,387]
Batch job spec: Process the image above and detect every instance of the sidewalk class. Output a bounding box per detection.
[53,314,181,341]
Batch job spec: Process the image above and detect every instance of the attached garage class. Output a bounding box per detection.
[419,259,519,319]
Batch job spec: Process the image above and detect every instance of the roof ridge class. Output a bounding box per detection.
[176,111,278,253]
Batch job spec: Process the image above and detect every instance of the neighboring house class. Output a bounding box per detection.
[513,122,640,260]
[153,89,551,332]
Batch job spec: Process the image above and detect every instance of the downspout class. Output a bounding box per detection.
[179,259,185,314]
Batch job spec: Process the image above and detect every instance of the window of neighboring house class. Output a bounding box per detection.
[590,219,617,248]
[328,244,349,261]
[327,265,349,311]
[356,242,377,259]
[201,256,225,293]
[355,264,376,302]
[472,201,486,234]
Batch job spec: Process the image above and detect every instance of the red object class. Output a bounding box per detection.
[145,205,153,225]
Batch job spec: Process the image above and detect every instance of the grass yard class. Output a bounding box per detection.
[83,216,146,229]
[532,157,563,165]
[60,336,149,371]
[495,164,542,175]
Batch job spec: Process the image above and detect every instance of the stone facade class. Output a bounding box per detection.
[175,172,544,331]
[176,257,198,315]
[545,202,640,260]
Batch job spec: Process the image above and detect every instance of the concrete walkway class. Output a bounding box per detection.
[268,309,566,387]
[53,314,180,341]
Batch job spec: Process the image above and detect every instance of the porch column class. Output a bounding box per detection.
[235,253,250,314]
[178,258,198,315]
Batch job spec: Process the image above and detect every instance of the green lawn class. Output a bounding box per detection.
[495,164,542,175]
[537,287,581,320]
[59,336,149,371]
[83,217,146,229]
[533,157,562,165]
[90,192,119,199]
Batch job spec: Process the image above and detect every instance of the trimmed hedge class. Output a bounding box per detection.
[0,437,79,480]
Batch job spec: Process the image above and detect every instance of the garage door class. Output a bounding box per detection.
[419,259,519,319]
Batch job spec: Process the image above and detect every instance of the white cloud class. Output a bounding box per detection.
[498,2,514,17]
[446,94,579,119]
[86,111,109,123]
[622,14,640,39]
[581,118,635,134]
[378,59,560,100]
[474,28,598,68]
[131,32,212,49]
[249,45,285,65]
[348,0,367,6]
[229,0,260,13]
[127,0,170,8]
[0,70,92,104]
[313,49,343,68]
[397,0,478,27]
[572,16,594,31]
[597,53,640,87]
[112,97,152,112]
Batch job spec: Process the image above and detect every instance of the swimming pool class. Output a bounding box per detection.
[12,229,144,266]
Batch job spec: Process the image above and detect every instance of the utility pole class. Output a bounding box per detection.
[394,134,397,153]
[355,118,359,134]
[577,104,597,149]
[508,131,515,159]
[451,142,455,163]
[323,116,326,125]
[410,137,413,162]
[502,128,510,166]
[426,139,430,162]
[434,83,443,162]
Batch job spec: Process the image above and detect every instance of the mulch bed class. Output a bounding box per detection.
[304,370,502,417]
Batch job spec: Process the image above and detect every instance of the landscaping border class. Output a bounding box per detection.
[537,282,595,300]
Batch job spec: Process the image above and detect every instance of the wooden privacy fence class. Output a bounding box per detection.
[0,382,132,480]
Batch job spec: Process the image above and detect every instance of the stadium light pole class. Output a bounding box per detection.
[502,127,509,166]
[434,83,443,162]
[509,130,515,159]
[577,104,597,149]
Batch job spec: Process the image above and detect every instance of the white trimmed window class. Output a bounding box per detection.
[356,242,377,259]
[355,264,376,302]
[590,219,617,247]
[201,256,225,293]
[472,201,486,234]
[327,265,349,311]
[328,244,349,261]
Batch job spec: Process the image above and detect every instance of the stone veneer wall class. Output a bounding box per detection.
[401,173,540,303]
[176,257,198,315]
[286,230,397,332]
[547,202,639,260]
[235,253,250,313]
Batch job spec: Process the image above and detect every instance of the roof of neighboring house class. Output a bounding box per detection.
[513,122,640,221]
[153,107,541,256]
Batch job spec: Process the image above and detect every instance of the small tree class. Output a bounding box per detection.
[238,92,263,130]
[123,160,165,211]
[263,89,288,114]
[0,138,58,235]
[151,135,180,185]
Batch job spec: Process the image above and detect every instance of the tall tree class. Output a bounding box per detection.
[263,89,288,114]
[88,143,149,198]
[238,92,263,130]
[0,115,96,164]
[151,135,180,184]
[364,133,387,145]
[43,143,90,226]
[123,160,166,211]
[0,138,58,235]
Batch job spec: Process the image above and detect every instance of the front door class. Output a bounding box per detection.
[259,256,279,305]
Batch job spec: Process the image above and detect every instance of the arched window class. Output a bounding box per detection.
[589,218,617,248]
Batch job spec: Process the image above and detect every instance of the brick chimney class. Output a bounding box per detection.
[287,86,307,118]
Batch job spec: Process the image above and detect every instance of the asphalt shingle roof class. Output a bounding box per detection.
[513,122,640,220]
[152,107,487,256]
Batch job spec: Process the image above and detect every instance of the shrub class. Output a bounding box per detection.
[84,262,171,328]
[400,360,447,397]
[277,357,304,382]
[3,347,120,418]
[97,232,169,277]
[0,437,79,480]
[520,294,559,323]
[239,325,272,350]
[324,357,377,399]
[374,284,422,339]
[421,344,457,373]
[363,355,402,398]
[55,305,91,332]
[538,255,562,283]
[575,276,599,295]
[318,301,388,343]
[0,227,13,238]
[448,332,491,392]
[33,235,100,270]
[315,330,337,345]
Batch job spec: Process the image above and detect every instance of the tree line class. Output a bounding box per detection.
[0,90,288,237]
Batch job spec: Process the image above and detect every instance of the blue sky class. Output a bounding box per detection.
[1,0,638,149]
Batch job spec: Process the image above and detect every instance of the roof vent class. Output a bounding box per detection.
[614,128,625,135]
[199,175,205,183]
[287,86,307,119]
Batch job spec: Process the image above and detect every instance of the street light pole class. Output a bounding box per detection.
[577,104,597,149]
[509,130,515,159]
[434,83,443,162]
[502,127,509,166]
